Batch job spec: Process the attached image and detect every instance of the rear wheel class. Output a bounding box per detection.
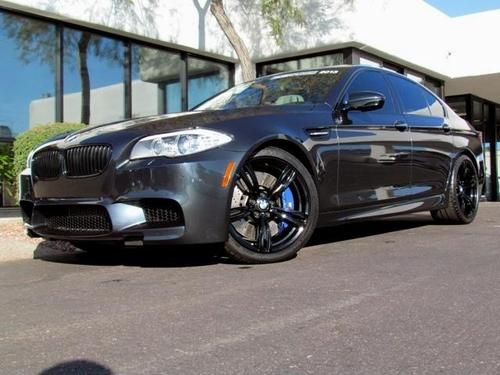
[225,147,318,263]
[431,154,479,224]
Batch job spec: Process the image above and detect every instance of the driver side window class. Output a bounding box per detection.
[346,71,395,114]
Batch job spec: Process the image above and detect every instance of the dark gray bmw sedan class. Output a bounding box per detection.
[20,65,484,263]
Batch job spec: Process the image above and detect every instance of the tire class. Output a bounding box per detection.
[431,154,480,224]
[224,147,319,263]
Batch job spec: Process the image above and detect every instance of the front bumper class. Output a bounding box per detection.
[21,149,245,245]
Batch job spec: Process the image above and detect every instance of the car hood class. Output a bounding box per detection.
[61,105,315,145]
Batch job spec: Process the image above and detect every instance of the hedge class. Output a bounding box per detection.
[0,144,15,184]
[13,123,85,183]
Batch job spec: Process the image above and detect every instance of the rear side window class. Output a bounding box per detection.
[388,75,430,116]
[422,90,445,117]
[346,70,395,114]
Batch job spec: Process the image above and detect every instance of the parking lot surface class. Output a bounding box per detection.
[1,203,499,374]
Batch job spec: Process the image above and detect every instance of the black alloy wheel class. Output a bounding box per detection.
[431,155,480,224]
[225,147,318,263]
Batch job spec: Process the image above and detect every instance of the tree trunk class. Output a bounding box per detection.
[193,0,211,50]
[210,0,255,81]
[78,32,91,125]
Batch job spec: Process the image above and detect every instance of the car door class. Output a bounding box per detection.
[386,74,453,198]
[336,69,412,209]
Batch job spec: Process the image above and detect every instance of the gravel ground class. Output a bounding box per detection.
[0,218,79,262]
[0,218,39,243]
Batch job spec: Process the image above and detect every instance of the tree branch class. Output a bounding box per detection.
[210,0,255,81]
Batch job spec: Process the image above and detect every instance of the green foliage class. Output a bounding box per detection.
[12,123,85,181]
[0,145,15,184]
[260,0,305,46]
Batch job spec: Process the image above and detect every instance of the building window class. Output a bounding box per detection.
[424,78,442,97]
[406,71,424,84]
[383,62,403,73]
[62,28,125,125]
[132,45,182,116]
[0,8,234,134]
[359,55,381,68]
[188,57,230,109]
[446,97,467,118]
[0,11,56,135]
[472,100,483,127]
[260,53,344,76]
[496,107,500,199]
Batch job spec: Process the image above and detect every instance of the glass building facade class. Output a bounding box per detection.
[0,8,234,137]
[257,47,444,98]
[447,94,500,201]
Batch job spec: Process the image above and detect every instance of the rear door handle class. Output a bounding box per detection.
[378,152,410,164]
[394,121,408,132]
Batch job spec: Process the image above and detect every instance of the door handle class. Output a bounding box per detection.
[394,121,408,132]
[442,123,451,133]
[377,152,410,164]
[306,128,330,137]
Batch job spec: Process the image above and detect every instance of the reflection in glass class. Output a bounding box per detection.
[262,53,343,75]
[197,69,345,111]
[188,57,229,109]
[388,75,429,116]
[63,28,124,125]
[422,90,444,117]
[0,11,56,134]
[132,46,181,116]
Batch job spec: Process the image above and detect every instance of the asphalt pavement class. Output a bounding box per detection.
[1,203,499,374]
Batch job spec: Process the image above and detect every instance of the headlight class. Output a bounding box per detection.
[130,129,232,160]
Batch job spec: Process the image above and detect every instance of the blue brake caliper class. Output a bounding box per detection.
[278,188,294,233]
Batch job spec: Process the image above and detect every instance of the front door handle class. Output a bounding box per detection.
[306,127,330,138]
[394,120,408,132]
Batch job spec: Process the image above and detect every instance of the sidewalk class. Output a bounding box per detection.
[0,218,41,262]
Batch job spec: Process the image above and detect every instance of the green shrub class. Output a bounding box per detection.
[0,145,15,184]
[13,123,85,181]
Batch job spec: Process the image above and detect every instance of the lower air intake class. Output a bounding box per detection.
[135,199,184,228]
[32,205,112,236]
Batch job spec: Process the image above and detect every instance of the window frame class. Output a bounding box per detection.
[0,5,234,128]
[335,68,398,116]
[386,72,442,118]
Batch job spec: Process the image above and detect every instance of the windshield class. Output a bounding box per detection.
[196,68,346,111]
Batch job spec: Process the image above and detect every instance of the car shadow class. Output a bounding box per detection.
[34,242,225,268]
[34,213,433,267]
[308,212,433,247]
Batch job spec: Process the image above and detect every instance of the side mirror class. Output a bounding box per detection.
[340,91,385,112]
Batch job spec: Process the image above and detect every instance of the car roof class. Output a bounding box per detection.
[258,65,353,80]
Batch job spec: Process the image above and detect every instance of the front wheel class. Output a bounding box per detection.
[431,154,480,224]
[225,147,319,263]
